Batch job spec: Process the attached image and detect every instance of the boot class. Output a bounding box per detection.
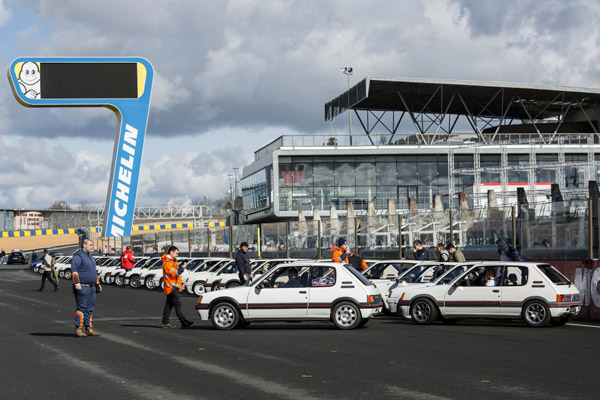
[85,327,100,336]
[75,327,87,337]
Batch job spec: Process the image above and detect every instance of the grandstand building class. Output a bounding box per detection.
[241,77,600,223]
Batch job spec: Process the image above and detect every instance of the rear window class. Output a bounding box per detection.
[345,266,373,286]
[537,264,571,285]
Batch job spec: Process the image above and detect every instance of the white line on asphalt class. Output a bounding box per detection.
[385,385,452,400]
[99,332,320,400]
[567,323,600,329]
[35,341,199,400]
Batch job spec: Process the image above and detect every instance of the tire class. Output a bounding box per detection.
[550,315,571,327]
[211,302,240,330]
[58,270,64,278]
[115,275,124,286]
[193,282,205,296]
[104,273,112,284]
[226,282,240,289]
[145,275,156,290]
[211,282,220,292]
[32,266,39,273]
[159,278,164,289]
[64,269,72,280]
[332,301,362,330]
[410,298,438,325]
[130,275,140,288]
[522,300,551,328]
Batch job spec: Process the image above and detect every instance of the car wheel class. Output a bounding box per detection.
[104,273,112,284]
[145,275,156,290]
[211,302,239,330]
[211,282,220,291]
[410,298,437,325]
[159,278,164,289]
[115,275,124,286]
[227,282,240,289]
[523,300,551,327]
[64,269,72,280]
[550,315,571,327]
[193,282,205,296]
[332,301,362,330]
[130,275,140,288]
[32,266,38,273]
[58,270,64,278]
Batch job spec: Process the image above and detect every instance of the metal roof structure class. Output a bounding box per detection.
[325,77,600,145]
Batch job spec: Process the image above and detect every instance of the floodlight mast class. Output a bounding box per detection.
[341,67,353,145]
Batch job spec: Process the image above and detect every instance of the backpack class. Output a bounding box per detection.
[348,254,364,271]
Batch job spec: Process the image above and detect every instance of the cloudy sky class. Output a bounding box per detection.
[1,0,600,210]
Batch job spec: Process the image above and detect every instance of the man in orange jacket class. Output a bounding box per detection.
[332,237,350,263]
[161,246,194,329]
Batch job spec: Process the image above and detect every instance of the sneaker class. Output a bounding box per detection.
[181,320,194,329]
[54,287,59,291]
[162,323,176,329]
[75,327,87,337]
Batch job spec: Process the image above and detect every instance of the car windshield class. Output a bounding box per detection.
[345,265,373,286]
[537,264,571,285]
[398,265,435,283]
[436,265,469,285]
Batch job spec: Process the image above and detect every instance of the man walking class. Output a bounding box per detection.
[161,246,194,329]
[0,249,5,264]
[120,245,135,287]
[71,239,102,337]
[38,249,59,292]
[236,242,252,286]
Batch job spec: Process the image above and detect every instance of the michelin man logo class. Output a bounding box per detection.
[18,62,41,99]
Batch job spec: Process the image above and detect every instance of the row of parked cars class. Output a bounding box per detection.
[30,254,582,330]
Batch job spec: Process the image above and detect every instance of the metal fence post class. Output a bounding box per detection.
[354,217,359,256]
[449,210,454,245]
[398,214,403,259]
[285,222,289,259]
[511,205,517,248]
[207,228,211,257]
[257,225,261,258]
[188,229,192,257]
[229,224,233,259]
[589,198,594,260]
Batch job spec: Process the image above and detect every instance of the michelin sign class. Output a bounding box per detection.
[7,57,154,237]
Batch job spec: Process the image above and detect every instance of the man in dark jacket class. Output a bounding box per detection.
[412,240,429,261]
[150,247,160,259]
[236,242,252,286]
[496,237,526,262]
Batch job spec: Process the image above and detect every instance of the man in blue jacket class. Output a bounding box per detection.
[71,239,102,337]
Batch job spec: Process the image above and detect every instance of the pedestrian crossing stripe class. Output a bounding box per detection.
[0,222,226,238]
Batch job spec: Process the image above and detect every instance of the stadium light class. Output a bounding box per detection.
[341,67,353,144]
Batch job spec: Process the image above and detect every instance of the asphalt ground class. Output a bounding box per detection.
[1,266,599,400]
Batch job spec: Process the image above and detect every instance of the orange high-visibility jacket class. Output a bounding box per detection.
[162,254,182,295]
[332,246,348,263]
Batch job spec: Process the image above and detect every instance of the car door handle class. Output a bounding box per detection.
[299,290,307,294]
[492,289,499,293]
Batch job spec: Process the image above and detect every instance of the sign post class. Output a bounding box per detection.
[7,57,154,237]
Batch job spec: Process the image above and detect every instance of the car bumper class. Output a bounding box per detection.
[551,304,581,317]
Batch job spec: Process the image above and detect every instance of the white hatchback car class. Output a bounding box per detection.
[196,262,383,330]
[392,261,582,327]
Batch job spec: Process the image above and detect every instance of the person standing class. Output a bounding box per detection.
[412,240,429,261]
[38,249,59,292]
[150,246,160,258]
[332,237,349,263]
[120,245,135,287]
[0,249,5,264]
[496,237,525,262]
[437,243,450,262]
[446,243,465,262]
[71,239,102,337]
[348,251,368,271]
[161,246,194,329]
[236,242,253,286]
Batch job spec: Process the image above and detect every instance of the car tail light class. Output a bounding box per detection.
[557,294,574,302]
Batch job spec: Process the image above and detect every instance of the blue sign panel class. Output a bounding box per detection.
[7,57,154,237]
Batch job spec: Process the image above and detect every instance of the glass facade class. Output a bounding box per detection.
[278,155,449,212]
[242,168,270,214]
